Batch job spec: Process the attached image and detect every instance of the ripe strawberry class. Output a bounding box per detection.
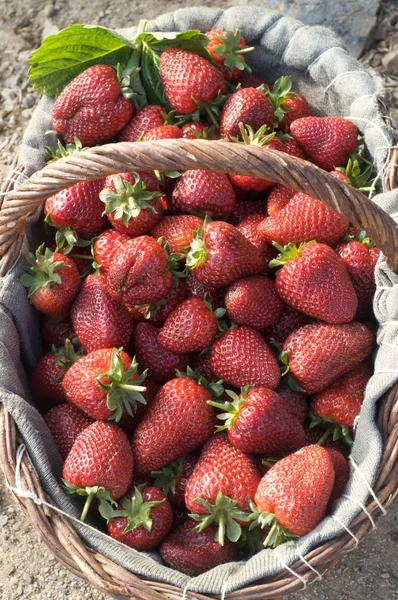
[327,449,350,506]
[186,221,267,287]
[41,316,74,351]
[150,453,198,508]
[239,72,266,88]
[264,76,311,132]
[44,403,93,459]
[209,387,305,455]
[52,65,134,146]
[142,124,182,140]
[252,445,334,544]
[160,47,226,115]
[210,327,280,389]
[290,116,358,171]
[236,214,273,254]
[132,278,188,326]
[107,486,173,550]
[192,352,217,381]
[21,246,80,322]
[63,421,133,520]
[279,136,307,159]
[283,322,374,394]
[106,236,172,308]
[160,520,237,575]
[186,271,226,308]
[62,348,147,422]
[225,275,282,329]
[172,170,236,218]
[118,105,165,141]
[220,88,274,139]
[71,274,134,352]
[229,197,267,224]
[205,28,252,82]
[181,122,220,139]
[186,434,261,544]
[92,229,130,273]
[133,322,192,383]
[266,184,295,216]
[151,215,203,255]
[132,377,215,473]
[265,303,308,343]
[271,242,357,324]
[276,387,308,424]
[100,172,163,236]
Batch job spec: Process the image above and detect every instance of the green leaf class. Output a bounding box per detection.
[141,42,170,108]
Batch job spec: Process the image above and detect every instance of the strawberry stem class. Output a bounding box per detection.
[189,492,250,545]
[20,245,66,299]
[269,241,316,268]
[100,174,162,226]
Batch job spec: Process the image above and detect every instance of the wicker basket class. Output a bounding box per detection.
[1,125,398,599]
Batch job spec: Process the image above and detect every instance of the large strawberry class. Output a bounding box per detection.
[265,303,308,343]
[92,229,130,274]
[220,88,274,139]
[229,197,267,225]
[283,322,374,393]
[150,453,198,508]
[186,272,226,309]
[271,242,357,324]
[151,215,203,255]
[171,170,236,218]
[266,184,295,216]
[44,403,93,459]
[118,105,165,141]
[186,434,261,544]
[52,65,134,146]
[131,377,215,473]
[205,28,253,82]
[210,327,280,389]
[63,421,133,520]
[225,275,282,329]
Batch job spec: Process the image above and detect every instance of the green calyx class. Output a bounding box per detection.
[100,174,162,226]
[157,239,188,287]
[212,29,254,74]
[232,123,275,146]
[115,54,142,100]
[193,92,226,127]
[261,76,298,125]
[336,148,376,196]
[108,485,165,533]
[45,138,88,163]
[268,240,316,269]
[207,386,252,431]
[175,365,225,398]
[95,348,147,422]
[52,337,83,378]
[186,226,207,271]
[63,482,117,522]
[132,298,167,320]
[344,228,375,249]
[150,455,185,496]
[248,503,298,548]
[309,412,354,447]
[20,245,66,299]
[189,492,251,545]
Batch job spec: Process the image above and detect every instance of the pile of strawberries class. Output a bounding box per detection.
[21,27,380,574]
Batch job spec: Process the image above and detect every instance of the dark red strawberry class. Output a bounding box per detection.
[41,316,74,351]
[150,453,198,508]
[192,352,217,381]
[220,88,274,139]
[172,170,236,218]
[132,278,188,326]
[265,303,309,343]
[186,272,225,309]
[118,105,165,141]
[225,275,282,329]
[280,136,307,159]
[181,122,220,139]
[236,214,273,254]
[205,28,252,82]
[276,387,308,424]
[266,185,295,216]
[92,229,130,274]
[229,197,267,225]
[44,403,93,459]
[143,124,182,140]
[151,215,203,255]
[327,449,350,506]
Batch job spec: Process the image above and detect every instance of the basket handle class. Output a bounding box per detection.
[1,139,398,272]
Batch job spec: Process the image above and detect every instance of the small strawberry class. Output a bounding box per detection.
[92,229,130,273]
[52,64,134,146]
[21,246,80,322]
[266,184,295,216]
[62,348,147,422]
[132,278,188,326]
[41,316,74,351]
[172,170,236,218]
[150,453,198,508]
[107,486,173,550]
[264,303,308,343]
[44,403,93,459]
[283,322,374,394]
[63,421,133,520]
[264,76,311,131]
[118,105,165,141]
[210,326,280,389]
[225,275,282,329]
[181,122,220,139]
[229,197,267,224]
[290,116,358,171]
[236,214,273,254]
[205,28,253,82]
[131,377,215,473]
[151,215,203,255]
[142,124,182,140]
[276,386,308,424]
[220,87,274,139]
[327,449,350,506]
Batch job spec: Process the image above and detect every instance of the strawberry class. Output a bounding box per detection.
[133,322,192,384]
[327,449,350,506]
[100,172,163,236]
[62,348,147,422]
[266,184,295,216]
[192,352,217,381]
[105,236,172,308]
[186,221,267,287]
[118,105,165,141]
[150,453,198,508]
[210,327,280,389]
[63,421,133,520]
[52,65,134,146]
[151,215,203,255]
[265,303,308,343]
[107,486,173,550]
[181,122,220,139]
[220,88,274,139]
[209,387,305,455]
[290,116,358,171]
[92,229,130,273]
[225,275,282,329]
[264,76,311,132]
[21,246,80,322]
[158,298,220,353]
[160,47,226,115]
[44,403,93,459]
[186,434,261,544]
[236,214,273,254]
[172,170,236,218]
[186,272,225,308]
[276,386,308,425]
[239,72,266,88]
[279,135,307,159]
[160,520,237,575]
[271,242,357,324]
[251,445,334,545]
[142,124,182,140]
[283,322,374,394]
[205,28,252,82]
[71,274,134,352]
[131,377,215,473]
[229,197,267,224]
[41,316,74,351]
[47,241,94,278]
[132,278,188,326]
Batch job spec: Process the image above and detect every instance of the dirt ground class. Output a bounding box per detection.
[1,0,398,599]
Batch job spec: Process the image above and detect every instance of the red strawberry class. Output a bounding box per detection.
[107,486,173,550]
[185,434,261,544]
[290,116,358,171]
[132,278,188,326]
[63,421,133,520]
[71,274,134,353]
[152,215,203,255]
[283,322,374,394]
[303,424,349,455]
[45,404,93,459]
[46,241,94,278]
[210,326,280,389]
[150,453,198,508]
[266,185,295,216]
[133,322,192,384]
[236,214,273,254]
[21,246,80,322]
[186,272,226,308]
[279,93,312,131]
[276,387,308,424]
[181,122,220,139]
[106,236,172,308]
[132,377,215,473]
[160,47,226,115]
[252,445,334,544]
[92,229,130,273]
[41,316,74,351]
[229,197,268,224]
[192,352,217,381]
[220,88,274,139]
[327,449,350,506]
[187,221,267,287]
[239,72,266,88]
[100,172,163,236]
[52,65,134,146]
[142,124,182,140]
[279,136,307,159]
[118,105,165,141]
[172,170,236,218]
[225,275,282,329]
[160,520,237,575]
[62,348,147,422]
[272,242,357,324]
[205,28,252,82]
[209,387,305,455]
[265,303,308,343]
